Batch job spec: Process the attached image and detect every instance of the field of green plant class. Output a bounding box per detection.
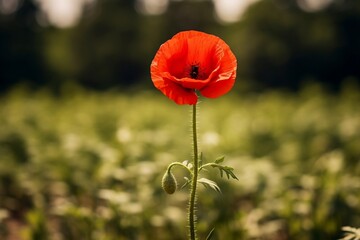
[0,84,359,240]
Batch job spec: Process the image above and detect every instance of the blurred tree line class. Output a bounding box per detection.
[1,0,360,92]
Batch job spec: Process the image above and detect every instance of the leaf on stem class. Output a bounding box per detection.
[206,228,215,240]
[199,152,204,167]
[180,177,191,190]
[340,226,360,240]
[214,156,225,164]
[198,178,221,193]
[213,165,238,180]
[182,160,193,170]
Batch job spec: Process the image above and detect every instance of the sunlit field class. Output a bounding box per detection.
[1,84,359,240]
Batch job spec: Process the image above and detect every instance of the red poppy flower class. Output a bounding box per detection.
[150,30,237,105]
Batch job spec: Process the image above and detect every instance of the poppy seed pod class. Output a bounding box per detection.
[162,170,177,194]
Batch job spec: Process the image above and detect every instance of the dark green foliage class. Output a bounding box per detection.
[1,0,360,91]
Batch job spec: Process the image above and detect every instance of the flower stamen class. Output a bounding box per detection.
[190,65,199,79]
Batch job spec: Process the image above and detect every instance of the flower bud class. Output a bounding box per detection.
[162,170,177,194]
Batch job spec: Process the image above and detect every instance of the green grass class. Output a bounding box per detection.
[0,84,359,240]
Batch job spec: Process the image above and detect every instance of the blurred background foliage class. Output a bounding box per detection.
[0,85,359,240]
[1,0,360,91]
[1,0,360,239]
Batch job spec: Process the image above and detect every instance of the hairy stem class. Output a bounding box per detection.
[168,162,192,174]
[188,103,199,240]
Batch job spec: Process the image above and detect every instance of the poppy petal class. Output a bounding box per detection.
[166,74,210,89]
[156,78,198,105]
[150,30,237,104]
[176,31,222,76]
[200,71,236,98]
[200,42,237,98]
[153,38,188,78]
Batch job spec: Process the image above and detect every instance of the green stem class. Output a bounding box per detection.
[199,163,219,172]
[168,162,192,174]
[189,103,199,240]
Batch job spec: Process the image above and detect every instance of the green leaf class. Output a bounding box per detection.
[214,156,225,164]
[182,160,192,169]
[223,166,238,180]
[180,177,191,190]
[206,228,215,240]
[198,178,221,193]
[212,165,238,180]
[340,226,360,240]
[182,160,189,166]
[199,152,203,167]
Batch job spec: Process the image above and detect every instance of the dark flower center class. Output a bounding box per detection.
[190,65,199,79]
